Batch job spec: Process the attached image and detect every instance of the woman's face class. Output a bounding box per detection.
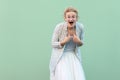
[64,11,78,28]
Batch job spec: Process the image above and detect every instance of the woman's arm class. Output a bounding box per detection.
[52,23,71,48]
[51,24,63,49]
[79,24,84,46]
[60,34,71,46]
[73,23,84,47]
[73,34,83,46]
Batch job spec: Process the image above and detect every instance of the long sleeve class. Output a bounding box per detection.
[76,23,84,47]
[51,24,63,49]
[79,23,84,44]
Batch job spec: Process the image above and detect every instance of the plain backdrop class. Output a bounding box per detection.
[0,0,120,80]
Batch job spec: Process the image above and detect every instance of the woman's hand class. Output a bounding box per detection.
[73,34,83,46]
[73,34,80,43]
[60,34,71,46]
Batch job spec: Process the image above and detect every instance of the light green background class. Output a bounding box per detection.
[0,0,120,80]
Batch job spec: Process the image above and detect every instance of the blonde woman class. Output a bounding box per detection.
[49,7,86,80]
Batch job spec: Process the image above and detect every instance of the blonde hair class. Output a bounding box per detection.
[64,7,78,17]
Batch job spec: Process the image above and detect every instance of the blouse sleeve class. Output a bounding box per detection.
[80,23,84,44]
[76,23,84,47]
[51,24,63,49]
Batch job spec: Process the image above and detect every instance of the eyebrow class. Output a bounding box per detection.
[67,15,76,17]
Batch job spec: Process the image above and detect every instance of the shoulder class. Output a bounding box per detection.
[54,22,66,30]
[76,22,84,30]
[56,22,66,28]
[76,22,84,28]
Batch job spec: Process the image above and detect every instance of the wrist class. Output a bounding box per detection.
[76,40,83,46]
[60,40,66,46]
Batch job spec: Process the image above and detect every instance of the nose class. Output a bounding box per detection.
[70,18,73,21]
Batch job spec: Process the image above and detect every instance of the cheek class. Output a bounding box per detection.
[74,18,77,21]
[73,17,77,20]
[64,18,69,21]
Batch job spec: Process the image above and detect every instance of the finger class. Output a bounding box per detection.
[73,34,76,37]
[68,33,71,37]
[67,33,70,36]
[74,32,76,35]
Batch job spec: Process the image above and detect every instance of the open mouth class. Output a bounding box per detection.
[69,22,74,25]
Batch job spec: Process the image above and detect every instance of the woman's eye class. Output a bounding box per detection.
[72,16,75,18]
[68,16,70,18]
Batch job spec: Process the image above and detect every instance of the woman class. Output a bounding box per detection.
[49,7,86,80]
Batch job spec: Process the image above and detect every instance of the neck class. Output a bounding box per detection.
[67,26,74,30]
[67,26,76,30]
